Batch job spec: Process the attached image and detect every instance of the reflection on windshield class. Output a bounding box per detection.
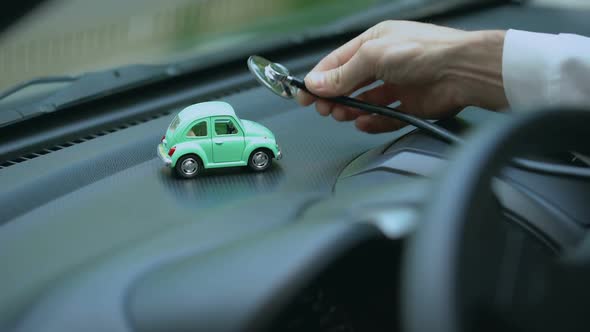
[0,0,381,91]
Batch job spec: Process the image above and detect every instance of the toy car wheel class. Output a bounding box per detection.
[248,149,272,172]
[175,154,202,179]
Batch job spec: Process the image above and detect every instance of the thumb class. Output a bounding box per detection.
[304,53,372,97]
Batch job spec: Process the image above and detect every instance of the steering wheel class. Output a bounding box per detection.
[402,109,590,332]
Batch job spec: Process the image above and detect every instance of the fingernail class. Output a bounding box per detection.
[305,71,324,88]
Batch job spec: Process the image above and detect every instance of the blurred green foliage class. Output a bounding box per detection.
[0,0,384,90]
[168,0,382,57]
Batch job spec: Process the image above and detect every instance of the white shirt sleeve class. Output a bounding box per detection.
[502,29,590,111]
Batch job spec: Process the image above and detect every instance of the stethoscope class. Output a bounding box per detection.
[247,55,461,144]
[247,55,590,179]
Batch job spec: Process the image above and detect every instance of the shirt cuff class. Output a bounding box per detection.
[502,29,560,112]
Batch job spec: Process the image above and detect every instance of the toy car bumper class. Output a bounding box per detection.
[276,147,283,160]
[157,144,172,167]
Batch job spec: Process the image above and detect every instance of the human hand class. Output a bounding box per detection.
[296,21,507,133]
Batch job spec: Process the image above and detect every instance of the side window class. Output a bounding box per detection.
[168,116,180,132]
[186,121,208,137]
[214,118,239,135]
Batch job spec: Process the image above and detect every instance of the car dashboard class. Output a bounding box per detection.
[1,2,590,332]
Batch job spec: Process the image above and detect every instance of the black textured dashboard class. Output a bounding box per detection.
[1,3,590,332]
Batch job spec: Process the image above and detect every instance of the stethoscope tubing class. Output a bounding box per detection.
[289,76,462,144]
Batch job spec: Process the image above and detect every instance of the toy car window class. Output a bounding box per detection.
[214,119,239,135]
[168,116,180,132]
[187,121,207,137]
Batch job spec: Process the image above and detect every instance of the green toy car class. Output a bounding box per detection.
[157,101,282,178]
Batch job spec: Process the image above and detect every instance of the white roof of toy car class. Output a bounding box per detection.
[178,101,237,121]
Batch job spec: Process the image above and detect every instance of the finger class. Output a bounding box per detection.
[355,114,406,134]
[305,43,380,97]
[355,83,400,107]
[294,34,370,107]
[312,36,364,73]
[298,77,376,106]
[315,99,335,116]
[296,89,315,106]
[311,24,380,72]
[315,83,377,117]
[331,106,364,121]
[329,83,398,121]
[316,100,362,120]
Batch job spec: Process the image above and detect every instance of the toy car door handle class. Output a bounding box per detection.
[213,140,223,145]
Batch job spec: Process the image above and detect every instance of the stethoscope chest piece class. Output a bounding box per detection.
[247,55,298,99]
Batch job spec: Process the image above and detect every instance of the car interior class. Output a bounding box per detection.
[1,0,590,331]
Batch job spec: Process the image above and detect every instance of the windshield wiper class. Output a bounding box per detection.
[0,63,182,128]
[0,76,78,101]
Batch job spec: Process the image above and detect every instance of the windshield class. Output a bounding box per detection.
[0,0,391,91]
